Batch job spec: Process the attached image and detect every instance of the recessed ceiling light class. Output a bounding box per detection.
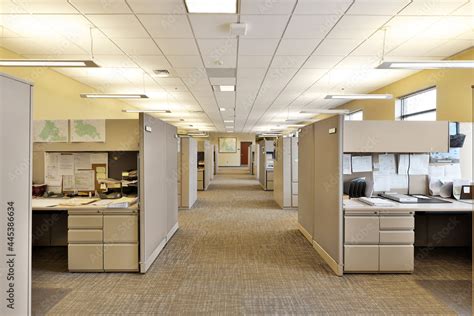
[81,93,148,99]
[122,109,171,113]
[300,109,350,114]
[185,0,237,13]
[224,120,234,123]
[213,85,236,92]
[220,108,226,112]
[0,59,99,67]
[377,60,474,69]
[325,94,392,100]
[153,69,170,77]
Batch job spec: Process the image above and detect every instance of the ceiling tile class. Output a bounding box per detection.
[388,38,452,56]
[138,15,193,38]
[156,38,199,55]
[88,15,149,38]
[238,55,273,68]
[197,39,238,56]
[294,0,352,14]
[127,0,187,13]
[303,55,343,68]
[240,15,291,38]
[420,16,474,40]
[240,0,296,14]
[327,15,391,39]
[270,55,307,68]
[209,77,236,85]
[114,38,161,55]
[426,39,473,57]
[0,0,78,13]
[203,55,237,68]
[347,0,411,15]
[168,55,204,68]
[188,15,238,38]
[284,15,340,38]
[276,38,321,55]
[239,39,280,55]
[70,0,131,13]
[452,1,474,15]
[313,38,362,55]
[132,55,172,71]
[399,0,467,15]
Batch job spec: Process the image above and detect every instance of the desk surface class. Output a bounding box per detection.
[344,198,473,213]
[32,197,138,211]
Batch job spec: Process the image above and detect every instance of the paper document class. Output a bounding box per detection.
[352,156,373,173]
[409,154,430,175]
[378,154,396,175]
[343,154,352,175]
[90,153,108,164]
[63,175,75,191]
[45,153,62,186]
[32,199,60,208]
[390,174,408,189]
[58,154,74,176]
[398,154,409,175]
[74,153,91,170]
[373,172,391,192]
[445,164,462,180]
[74,170,95,191]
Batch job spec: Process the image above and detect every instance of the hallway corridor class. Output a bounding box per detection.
[32,168,471,314]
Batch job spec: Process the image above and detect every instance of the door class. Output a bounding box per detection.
[240,142,252,165]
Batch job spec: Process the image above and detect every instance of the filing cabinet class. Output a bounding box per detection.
[344,210,414,273]
[67,209,139,272]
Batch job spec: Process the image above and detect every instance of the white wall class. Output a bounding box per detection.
[208,133,255,167]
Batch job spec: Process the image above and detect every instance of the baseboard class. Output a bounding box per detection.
[297,223,312,243]
[312,240,344,276]
[167,222,179,241]
[140,237,167,273]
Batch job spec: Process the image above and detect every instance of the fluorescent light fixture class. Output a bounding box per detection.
[122,109,171,113]
[153,69,170,77]
[220,108,226,112]
[185,0,237,13]
[81,93,148,99]
[213,85,236,92]
[377,60,474,69]
[300,109,351,114]
[0,59,99,67]
[325,94,392,100]
[225,126,234,129]
[224,120,234,123]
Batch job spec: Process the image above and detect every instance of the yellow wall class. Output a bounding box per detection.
[208,132,255,167]
[337,47,474,122]
[0,47,137,120]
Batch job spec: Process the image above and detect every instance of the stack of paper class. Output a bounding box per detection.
[358,197,395,207]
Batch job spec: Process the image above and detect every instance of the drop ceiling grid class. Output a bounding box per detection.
[0,0,472,133]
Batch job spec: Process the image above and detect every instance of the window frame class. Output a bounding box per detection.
[345,110,363,121]
[398,86,437,121]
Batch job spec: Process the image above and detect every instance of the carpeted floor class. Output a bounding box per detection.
[32,167,472,315]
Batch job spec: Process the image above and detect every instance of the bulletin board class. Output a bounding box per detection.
[44,152,108,193]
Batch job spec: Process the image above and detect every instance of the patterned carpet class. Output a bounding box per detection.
[32,167,472,315]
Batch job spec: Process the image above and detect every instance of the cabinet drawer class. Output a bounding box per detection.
[380,231,414,244]
[267,171,274,181]
[344,216,379,244]
[68,230,103,243]
[197,171,204,180]
[380,216,414,230]
[68,215,103,229]
[379,245,414,272]
[344,245,379,272]
[197,180,204,190]
[103,215,138,243]
[104,244,138,271]
[68,244,103,271]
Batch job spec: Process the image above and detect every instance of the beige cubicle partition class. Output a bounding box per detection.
[139,113,178,273]
[344,121,449,153]
[258,139,275,191]
[298,125,315,242]
[197,140,212,191]
[179,137,197,209]
[274,136,299,208]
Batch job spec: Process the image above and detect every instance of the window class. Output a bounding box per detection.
[345,110,363,121]
[397,87,436,121]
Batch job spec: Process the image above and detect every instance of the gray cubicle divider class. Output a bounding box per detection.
[273,137,293,208]
[313,115,344,276]
[298,125,315,243]
[180,137,197,209]
[139,113,178,273]
[0,73,33,315]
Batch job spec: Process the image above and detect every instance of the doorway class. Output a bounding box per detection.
[240,142,252,165]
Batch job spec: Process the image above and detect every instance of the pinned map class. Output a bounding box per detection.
[33,120,68,143]
[70,119,106,142]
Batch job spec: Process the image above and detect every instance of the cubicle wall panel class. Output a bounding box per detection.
[313,115,343,266]
[166,123,178,234]
[298,125,315,238]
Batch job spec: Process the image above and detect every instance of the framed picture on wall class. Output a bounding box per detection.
[219,137,237,153]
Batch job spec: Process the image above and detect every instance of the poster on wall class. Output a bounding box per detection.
[70,119,106,142]
[33,120,68,142]
[219,137,237,153]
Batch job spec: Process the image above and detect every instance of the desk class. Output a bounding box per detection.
[342,199,472,273]
[32,198,139,272]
